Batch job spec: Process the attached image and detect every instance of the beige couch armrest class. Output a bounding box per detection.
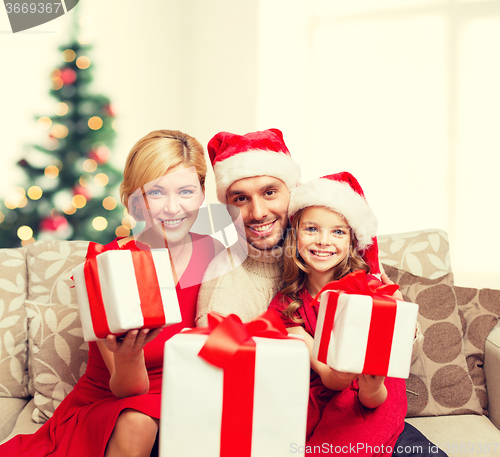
[485,321,500,430]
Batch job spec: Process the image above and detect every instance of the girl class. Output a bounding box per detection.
[0,130,224,457]
[269,172,418,457]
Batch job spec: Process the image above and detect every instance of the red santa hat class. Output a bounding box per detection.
[208,128,301,203]
[288,171,381,275]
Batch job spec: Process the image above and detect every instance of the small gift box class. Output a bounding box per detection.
[160,310,310,457]
[312,270,419,379]
[73,242,181,341]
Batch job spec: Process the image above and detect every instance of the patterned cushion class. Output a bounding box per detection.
[384,265,483,417]
[0,248,29,399]
[378,229,451,279]
[456,286,500,414]
[24,240,90,423]
[25,300,88,423]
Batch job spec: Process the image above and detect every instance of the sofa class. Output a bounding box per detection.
[0,229,499,455]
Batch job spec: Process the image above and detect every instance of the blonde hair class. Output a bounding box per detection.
[120,130,207,221]
[281,207,370,323]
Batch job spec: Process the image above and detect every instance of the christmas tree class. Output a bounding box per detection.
[0,21,132,248]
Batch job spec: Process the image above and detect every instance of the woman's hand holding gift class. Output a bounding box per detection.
[98,327,162,398]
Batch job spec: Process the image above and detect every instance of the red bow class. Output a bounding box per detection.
[184,310,290,457]
[310,269,399,307]
[312,270,399,376]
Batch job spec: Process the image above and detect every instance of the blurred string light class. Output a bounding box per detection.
[38,117,52,130]
[5,187,26,209]
[79,174,93,187]
[72,194,87,209]
[51,70,63,90]
[94,173,109,187]
[76,56,91,69]
[27,186,43,200]
[121,215,136,229]
[115,225,130,237]
[62,49,76,62]
[17,225,33,240]
[92,216,107,231]
[63,203,77,215]
[55,102,69,116]
[44,165,59,179]
[50,124,68,139]
[102,196,117,210]
[82,159,97,173]
[88,116,102,130]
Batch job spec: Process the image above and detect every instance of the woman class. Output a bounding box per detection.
[1,130,224,457]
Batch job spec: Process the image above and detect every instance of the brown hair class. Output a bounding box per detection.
[281,207,370,323]
[120,130,206,221]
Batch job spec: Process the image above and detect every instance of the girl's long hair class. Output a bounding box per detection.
[281,207,370,323]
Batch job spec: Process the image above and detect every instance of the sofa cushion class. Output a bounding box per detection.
[25,300,88,424]
[384,265,483,417]
[378,229,451,279]
[455,286,500,414]
[0,399,44,445]
[0,247,29,399]
[25,240,89,396]
[405,415,500,456]
[0,398,29,442]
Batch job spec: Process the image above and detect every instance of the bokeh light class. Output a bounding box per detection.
[94,173,109,187]
[93,216,108,231]
[27,186,43,200]
[45,166,60,179]
[55,102,69,116]
[72,195,87,208]
[17,225,33,241]
[82,159,97,173]
[62,49,76,62]
[38,117,52,130]
[88,116,103,130]
[115,225,130,237]
[102,196,117,210]
[51,124,69,139]
[76,56,91,69]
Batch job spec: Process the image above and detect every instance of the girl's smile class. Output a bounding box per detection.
[297,206,351,275]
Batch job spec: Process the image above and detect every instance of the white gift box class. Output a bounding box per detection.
[73,248,181,341]
[160,332,310,457]
[312,292,419,378]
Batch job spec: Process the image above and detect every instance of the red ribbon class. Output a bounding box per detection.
[185,310,289,457]
[311,270,399,376]
[83,242,166,339]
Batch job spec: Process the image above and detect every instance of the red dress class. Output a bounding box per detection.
[1,233,216,457]
[269,285,407,457]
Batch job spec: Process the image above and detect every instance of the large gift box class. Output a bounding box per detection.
[312,270,419,379]
[160,311,310,457]
[73,242,181,341]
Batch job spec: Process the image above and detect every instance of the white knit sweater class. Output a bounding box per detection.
[195,240,284,327]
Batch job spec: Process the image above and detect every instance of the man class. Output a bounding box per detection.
[195,128,300,326]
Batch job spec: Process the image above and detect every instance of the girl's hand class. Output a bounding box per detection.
[357,374,387,408]
[321,367,358,391]
[104,328,162,356]
[380,273,403,300]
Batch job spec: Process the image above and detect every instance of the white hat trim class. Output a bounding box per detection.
[213,149,301,203]
[288,179,377,250]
